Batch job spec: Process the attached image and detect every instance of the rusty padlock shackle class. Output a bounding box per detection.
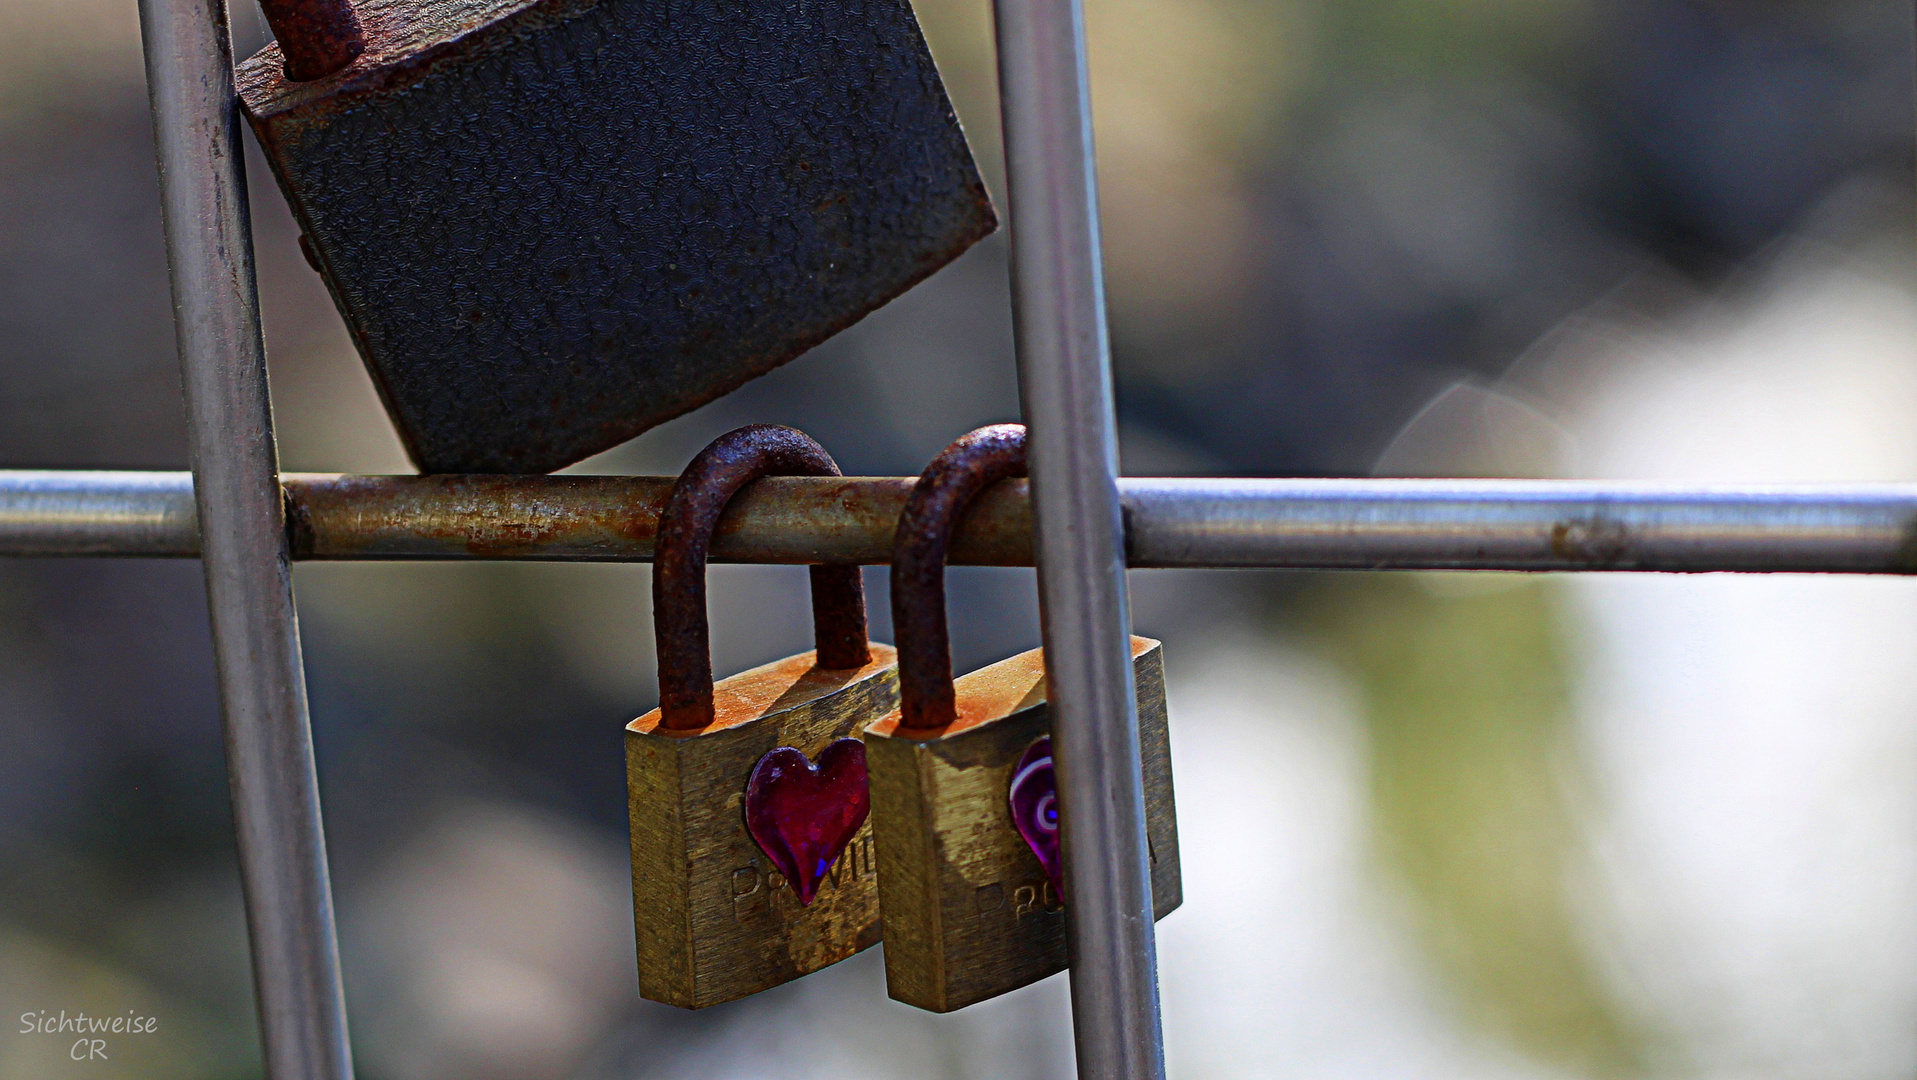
[257,0,366,82]
[892,424,1029,734]
[654,424,873,731]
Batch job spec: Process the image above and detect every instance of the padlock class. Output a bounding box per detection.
[235,0,996,474]
[626,425,899,1008]
[863,424,1182,1013]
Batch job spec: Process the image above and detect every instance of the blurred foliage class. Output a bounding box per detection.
[1304,574,1646,1076]
[1320,0,1593,74]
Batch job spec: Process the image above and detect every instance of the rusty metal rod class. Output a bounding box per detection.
[257,0,363,81]
[5,471,1917,573]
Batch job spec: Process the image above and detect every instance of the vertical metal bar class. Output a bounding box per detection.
[990,0,1167,1074]
[137,2,354,1079]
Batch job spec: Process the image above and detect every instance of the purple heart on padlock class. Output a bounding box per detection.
[744,739,870,907]
[1008,737,1063,899]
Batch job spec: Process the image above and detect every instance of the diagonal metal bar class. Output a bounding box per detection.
[136,0,353,1075]
[989,0,1165,1067]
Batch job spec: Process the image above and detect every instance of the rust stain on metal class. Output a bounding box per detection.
[286,473,665,559]
[653,425,872,731]
[281,484,319,559]
[280,474,1036,564]
[948,479,1034,566]
[240,0,583,133]
[1549,515,1631,566]
[1890,513,1917,574]
[709,475,906,565]
[259,0,365,81]
[888,425,1029,735]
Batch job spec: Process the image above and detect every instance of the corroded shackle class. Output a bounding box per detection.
[257,0,365,81]
[889,423,1028,733]
[654,424,872,731]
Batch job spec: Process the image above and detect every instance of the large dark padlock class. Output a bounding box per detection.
[864,425,1182,1012]
[236,0,996,473]
[626,425,898,1008]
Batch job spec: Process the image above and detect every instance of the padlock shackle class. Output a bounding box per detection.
[258,0,365,82]
[655,425,872,731]
[891,424,1029,734]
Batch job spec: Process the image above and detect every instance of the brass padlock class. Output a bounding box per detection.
[864,424,1182,1013]
[236,0,996,474]
[626,425,898,1009]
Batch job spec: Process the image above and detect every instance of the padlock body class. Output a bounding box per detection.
[236,0,995,474]
[864,637,1180,1012]
[626,645,897,1008]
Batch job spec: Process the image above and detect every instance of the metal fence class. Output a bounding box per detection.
[3,0,1910,1077]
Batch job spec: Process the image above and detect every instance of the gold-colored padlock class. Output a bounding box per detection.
[626,425,898,1009]
[864,424,1182,1012]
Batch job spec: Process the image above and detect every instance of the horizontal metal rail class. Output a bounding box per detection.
[2,470,1916,573]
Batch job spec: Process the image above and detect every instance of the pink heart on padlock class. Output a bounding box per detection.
[1008,737,1063,899]
[744,739,870,906]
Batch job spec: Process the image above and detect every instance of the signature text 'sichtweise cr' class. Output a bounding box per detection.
[19,1010,160,1061]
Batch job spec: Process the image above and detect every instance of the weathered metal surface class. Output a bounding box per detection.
[625,645,897,1008]
[652,425,870,730]
[627,425,895,1007]
[889,424,1028,733]
[235,0,996,474]
[276,473,1036,563]
[863,638,1181,1012]
[866,423,1172,1012]
[258,0,363,80]
[16,472,1917,573]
